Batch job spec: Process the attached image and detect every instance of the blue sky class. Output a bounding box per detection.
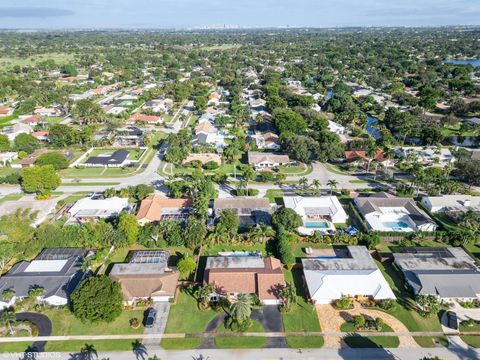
[0,0,479,29]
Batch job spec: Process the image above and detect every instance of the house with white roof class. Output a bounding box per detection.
[283,196,348,235]
[67,196,131,224]
[421,195,480,214]
[0,152,18,167]
[2,123,33,141]
[328,120,347,136]
[394,147,455,166]
[302,246,396,304]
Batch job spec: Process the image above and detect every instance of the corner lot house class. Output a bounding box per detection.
[247,151,290,170]
[302,246,396,304]
[136,195,193,225]
[204,255,285,305]
[84,150,129,168]
[0,248,89,310]
[67,196,131,224]
[354,192,437,232]
[393,247,480,301]
[421,195,480,214]
[213,197,272,226]
[110,250,179,304]
[283,196,348,235]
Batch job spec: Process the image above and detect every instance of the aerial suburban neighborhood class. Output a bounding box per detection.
[0,3,480,360]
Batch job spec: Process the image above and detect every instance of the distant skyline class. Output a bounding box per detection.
[0,0,479,29]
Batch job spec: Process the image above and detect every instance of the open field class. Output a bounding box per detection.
[0,53,76,71]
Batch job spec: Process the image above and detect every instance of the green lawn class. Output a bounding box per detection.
[265,189,285,204]
[0,53,75,70]
[0,342,35,353]
[61,166,137,178]
[341,322,399,348]
[442,122,476,137]
[45,339,140,352]
[43,308,145,336]
[56,192,91,207]
[460,321,480,348]
[375,259,443,347]
[282,269,324,348]
[278,165,310,175]
[161,290,218,349]
[0,168,17,177]
[214,320,267,348]
[0,193,23,204]
[464,243,480,261]
[375,240,448,254]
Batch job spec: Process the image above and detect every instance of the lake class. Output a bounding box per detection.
[444,59,480,68]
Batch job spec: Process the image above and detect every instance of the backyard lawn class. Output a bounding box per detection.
[282,269,324,348]
[264,189,285,204]
[160,290,218,350]
[341,322,399,348]
[214,320,267,348]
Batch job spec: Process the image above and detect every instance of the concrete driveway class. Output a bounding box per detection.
[143,302,171,350]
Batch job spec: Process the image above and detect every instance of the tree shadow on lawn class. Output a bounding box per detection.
[379,259,417,312]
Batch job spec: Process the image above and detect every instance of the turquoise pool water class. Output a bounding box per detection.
[383,221,409,229]
[304,221,329,229]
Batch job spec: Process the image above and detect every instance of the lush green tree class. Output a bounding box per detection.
[48,124,79,147]
[20,165,61,195]
[177,256,196,279]
[230,293,253,324]
[0,134,11,152]
[0,307,16,334]
[117,212,139,245]
[35,152,69,170]
[184,217,207,250]
[416,294,440,317]
[215,210,239,241]
[272,109,307,135]
[13,133,39,154]
[272,208,302,232]
[70,275,123,323]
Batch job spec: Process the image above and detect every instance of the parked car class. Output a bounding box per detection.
[446,311,458,330]
[145,308,157,328]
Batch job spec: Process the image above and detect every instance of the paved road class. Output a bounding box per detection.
[0,347,476,360]
[15,312,52,352]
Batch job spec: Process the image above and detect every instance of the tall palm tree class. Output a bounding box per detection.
[327,179,338,195]
[365,147,377,173]
[312,179,321,194]
[80,344,98,360]
[230,293,253,323]
[249,223,275,243]
[0,308,16,335]
[299,177,308,190]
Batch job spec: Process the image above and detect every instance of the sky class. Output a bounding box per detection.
[0,0,479,29]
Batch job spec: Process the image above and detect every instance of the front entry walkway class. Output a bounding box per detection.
[316,302,419,349]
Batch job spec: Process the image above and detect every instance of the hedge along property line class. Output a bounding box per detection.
[347,202,369,233]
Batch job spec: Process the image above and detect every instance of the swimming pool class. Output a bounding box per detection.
[382,221,410,229]
[304,221,329,229]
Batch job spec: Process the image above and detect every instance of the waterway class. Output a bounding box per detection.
[444,59,480,68]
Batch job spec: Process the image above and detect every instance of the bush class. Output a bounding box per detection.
[204,161,219,170]
[272,208,303,232]
[353,315,366,329]
[177,256,196,280]
[375,317,384,331]
[378,299,396,311]
[334,296,353,310]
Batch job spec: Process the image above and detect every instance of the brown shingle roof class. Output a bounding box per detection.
[194,121,217,134]
[204,257,285,301]
[247,151,290,165]
[110,271,179,301]
[344,149,387,163]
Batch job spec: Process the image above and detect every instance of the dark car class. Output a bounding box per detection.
[145,308,157,328]
[446,311,458,330]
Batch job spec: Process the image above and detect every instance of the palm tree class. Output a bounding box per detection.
[248,224,275,243]
[0,308,16,335]
[230,293,253,324]
[194,283,215,311]
[311,179,321,194]
[365,147,377,173]
[299,177,308,190]
[327,179,338,195]
[80,344,98,360]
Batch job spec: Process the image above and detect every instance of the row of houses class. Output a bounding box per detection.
[2,245,480,310]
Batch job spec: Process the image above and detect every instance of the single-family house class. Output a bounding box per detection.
[354,192,437,232]
[115,127,144,147]
[0,152,18,167]
[84,150,130,168]
[2,123,33,141]
[0,106,14,117]
[213,197,272,226]
[204,255,286,305]
[283,196,348,235]
[110,250,179,304]
[22,115,45,127]
[126,113,162,125]
[31,131,49,142]
[302,246,396,304]
[34,107,62,117]
[136,195,193,225]
[67,196,131,224]
[393,247,480,301]
[183,153,222,167]
[143,98,174,113]
[247,151,290,170]
[344,149,393,168]
[255,132,281,150]
[394,147,455,166]
[421,195,480,214]
[0,248,90,310]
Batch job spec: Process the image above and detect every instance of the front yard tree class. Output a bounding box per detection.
[0,307,16,335]
[194,283,215,311]
[20,165,61,196]
[279,283,297,313]
[70,275,123,323]
[416,294,440,317]
[35,152,69,170]
[229,293,253,326]
[14,133,39,154]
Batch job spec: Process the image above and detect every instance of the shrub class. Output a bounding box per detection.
[375,317,384,331]
[353,315,366,329]
[204,161,219,170]
[378,299,396,311]
[334,295,353,310]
